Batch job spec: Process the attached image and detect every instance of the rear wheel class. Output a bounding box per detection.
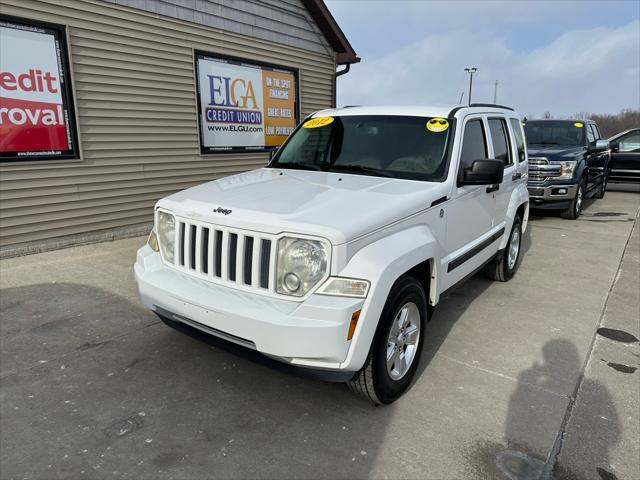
[348,276,427,405]
[561,179,585,219]
[483,214,523,282]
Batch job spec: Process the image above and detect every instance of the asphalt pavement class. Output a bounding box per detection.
[1,185,638,480]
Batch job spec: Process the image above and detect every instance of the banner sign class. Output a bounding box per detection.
[0,16,79,161]
[195,52,298,153]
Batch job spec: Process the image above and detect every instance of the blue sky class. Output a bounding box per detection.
[327,0,640,117]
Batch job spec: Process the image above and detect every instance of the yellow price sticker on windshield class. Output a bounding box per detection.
[303,117,334,128]
[574,122,584,128]
[427,117,449,133]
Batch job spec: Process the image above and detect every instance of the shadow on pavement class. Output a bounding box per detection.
[497,340,621,480]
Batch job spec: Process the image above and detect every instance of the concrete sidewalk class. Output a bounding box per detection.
[1,187,638,480]
[554,202,640,480]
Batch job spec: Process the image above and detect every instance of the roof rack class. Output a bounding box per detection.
[469,103,514,111]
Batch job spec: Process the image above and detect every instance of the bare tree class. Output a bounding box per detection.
[587,109,640,138]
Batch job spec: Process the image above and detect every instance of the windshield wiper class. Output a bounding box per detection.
[528,142,562,146]
[328,164,394,178]
[272,162,325,171]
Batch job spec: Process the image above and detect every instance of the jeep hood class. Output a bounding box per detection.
[157,168,450,244]
[527,145,585,160]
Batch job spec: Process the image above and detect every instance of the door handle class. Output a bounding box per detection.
[512,172,523,181]
[486,184,500,194]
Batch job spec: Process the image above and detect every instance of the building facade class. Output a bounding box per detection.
[0,0,357,256]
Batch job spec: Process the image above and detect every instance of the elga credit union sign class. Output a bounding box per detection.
[0,16,79,161]
[195,52,298,153]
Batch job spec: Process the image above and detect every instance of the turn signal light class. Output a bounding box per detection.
[347,310,361,341]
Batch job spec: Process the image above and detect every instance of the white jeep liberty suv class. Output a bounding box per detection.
[135,104,529,404]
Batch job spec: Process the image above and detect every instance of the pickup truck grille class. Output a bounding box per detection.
[172,218,276,293]
[528,157,561,183]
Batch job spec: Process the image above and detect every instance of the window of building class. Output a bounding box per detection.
[0,16,79,161]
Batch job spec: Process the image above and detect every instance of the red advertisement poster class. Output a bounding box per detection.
[0,16,78,161]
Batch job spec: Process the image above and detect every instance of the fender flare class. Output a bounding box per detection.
[499,184,530,249]
[336,225,442,371]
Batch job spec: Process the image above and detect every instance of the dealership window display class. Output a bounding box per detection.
[0,16,79,161]
[195,52,299,154]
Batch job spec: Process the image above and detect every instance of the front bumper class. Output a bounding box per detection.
[528,183,577,209]
[135,245,365,372]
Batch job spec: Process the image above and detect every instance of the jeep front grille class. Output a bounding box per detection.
[172,218,276,293]
[528,157,561,183]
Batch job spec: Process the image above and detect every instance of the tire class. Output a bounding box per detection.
[483,214,523,282]
[595,172,608,199]
[561,179,585,219]
[348,276,427,405]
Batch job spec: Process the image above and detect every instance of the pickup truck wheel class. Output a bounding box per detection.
[483,214,522,282]
[561,179,585,219]
[347,276,427,405]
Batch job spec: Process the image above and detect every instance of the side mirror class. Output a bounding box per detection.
[459,159,504,186]
[610,142,619,153]
[591,139,609,152]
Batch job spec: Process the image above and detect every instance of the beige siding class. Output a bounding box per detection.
[0,0,336,248]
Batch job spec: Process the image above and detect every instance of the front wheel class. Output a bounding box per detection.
[561,179,585,219]
[348,276,427,405]
[483,214,523,282]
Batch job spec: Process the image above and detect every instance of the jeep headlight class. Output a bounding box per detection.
[317,277,370,298]
[555,160,577,180]
[156,210,175,264]
[276,237,329,297]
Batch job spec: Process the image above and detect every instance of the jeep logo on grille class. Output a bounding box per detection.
[213,207,232,215]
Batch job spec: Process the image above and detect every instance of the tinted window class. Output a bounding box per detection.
[488,118,511,165]
[586,124,596,143]
[459,119,487,173]
[509,118,526,163]
[272,115,452,181]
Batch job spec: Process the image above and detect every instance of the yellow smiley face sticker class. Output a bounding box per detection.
[574,122,584,128]
[303,117,334,128]
[427,117,449,133]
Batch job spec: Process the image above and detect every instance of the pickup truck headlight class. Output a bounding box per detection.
[554,160,577,180]
[157,211,175,264]
[276,237,329,297]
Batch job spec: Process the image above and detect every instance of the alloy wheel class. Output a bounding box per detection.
[386,302,421,381]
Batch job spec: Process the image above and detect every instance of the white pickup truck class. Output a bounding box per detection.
[135,104,529,404]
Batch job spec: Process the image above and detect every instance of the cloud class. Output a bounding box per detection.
[336,20,640,117]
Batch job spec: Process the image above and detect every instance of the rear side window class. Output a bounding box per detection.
[488,118,512,166]
[459,119,487,174]
[619,131,640,152]
[509,118,526,164]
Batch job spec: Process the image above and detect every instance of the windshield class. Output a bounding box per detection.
[524,121,586,147]
[269,115,452,181]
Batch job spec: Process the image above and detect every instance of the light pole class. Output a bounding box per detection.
[464,67,477,106]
